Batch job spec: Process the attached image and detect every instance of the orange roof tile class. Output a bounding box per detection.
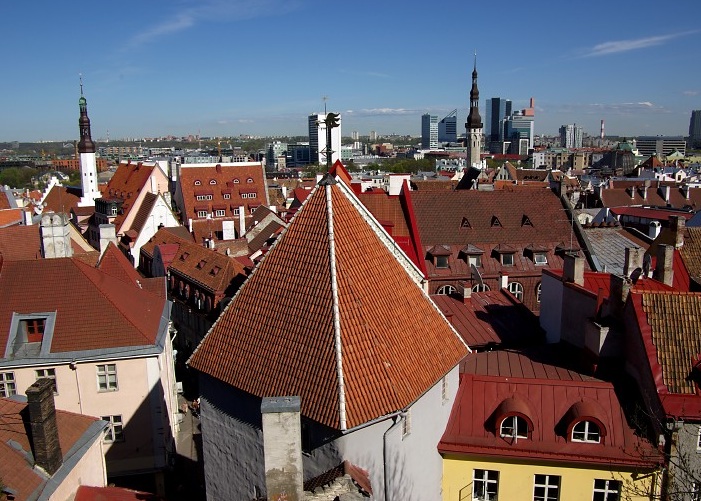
[0,224,42,260]
[189,175,469,429]
[42,185,81,214]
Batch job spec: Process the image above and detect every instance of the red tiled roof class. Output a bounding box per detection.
[189,177,468,430]
[0,208,23,227]
[179,163,268,222]
[0,397,98,500]
[610,206,693,221]
[439,350,661,467]
[0,258,166,353]
[0,224,42,260]
[544,269,675,300]
[600,185,701,210]
[75,486,162,501]
[107,162,162,231]
[42,185,81,214]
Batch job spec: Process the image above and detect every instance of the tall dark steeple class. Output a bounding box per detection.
[78,77,95,154]
[465,53,484,169]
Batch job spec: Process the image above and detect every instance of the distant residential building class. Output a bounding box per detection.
[351,130,359,141]
[559,124,583,149]
[369,130,377,141]
[421,113,439,149]
[266,141,287,171]
[438,110,458,143]
[689,110,701,148]
[308,112,342,165]
[485,97,512,152]
[635,136,686,158]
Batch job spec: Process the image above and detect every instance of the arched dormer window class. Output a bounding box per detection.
[493,397,534,443]
[436,285,456,295]
[247,177,254,183]
[209,179,217,185]
[194,180,201,186]
[233,178,240,184]
[562,400,607,444]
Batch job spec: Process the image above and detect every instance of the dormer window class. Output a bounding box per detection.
[428,245,451,269]
[197,260,206,270]
[247,177,254,183]
[534,253,547,265]
[194,180,202,186]
[233,178,240,184]
[491,215,502,227]
[572,420,601,443]
[24,318,45,343]
[493,244,516,266]
[502,253,514,266]
[500,415,529,440]
[209,179,217,185]
[180,252,189,261]
[461,244,483,268]
[223,193,231,200]
[436,256,449,268]
[210,266,221,276]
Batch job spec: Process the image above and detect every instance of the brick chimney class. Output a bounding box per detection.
[562,253,584,286]
[261,396,304,501]
[623,247,643,278]
[609,274,632,318]
[670,215,686,249]
[655,244,674,286]
[26,378,63,475]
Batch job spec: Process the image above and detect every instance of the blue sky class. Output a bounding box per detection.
[2,0,700,142]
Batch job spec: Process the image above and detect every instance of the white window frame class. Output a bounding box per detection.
[215,209,226,217]
[472,284,491,292]
[233,208,240,216]
[35,368,57,394]
[697,425,701,450]
[592,479,620,501]
[0,371,16,398]
[572,420,601,443]
[102,414,124,443]
[473,469,499,501]
[441,376,448,402]
[501,253,514,266]
[534,252,548,265]
[97,363,118,392]
[534,474,560,501]
[508,281,524,301]
[436,284,456,295]
[500,415,529,440]
[223,193,231,200]
[197,210,208,218]
[468,254,482,267]
[536,282,542,303]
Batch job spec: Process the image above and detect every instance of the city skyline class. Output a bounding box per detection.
[2,0,700,142]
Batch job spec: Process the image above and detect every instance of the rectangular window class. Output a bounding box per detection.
[233,208,240,216]
[196,195,206,201]
[534,253,548,265]
[102,415,124,443]
[435,256,449,268]
[592,479,620,501]
[501,253,514,266]
[468,255,482,267]
[223,193,231,199]
[197,210,208,218]
[215,209,225,217]
[97,364,118,392]
[473,469,499,501]
[534,474,560,501]
[35,368,57,394]
[697,426,701,450]
[0,372,16,398]
[24,318,46,343]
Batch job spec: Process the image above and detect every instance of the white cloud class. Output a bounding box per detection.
[582,31,698,57]
[345,108,417,117]
[683,90,699,96]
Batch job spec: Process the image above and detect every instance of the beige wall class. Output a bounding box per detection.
[49,434,106,500]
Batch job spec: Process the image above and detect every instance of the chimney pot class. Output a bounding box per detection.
[563,253,585,286]
[655,244,674,286]
[261,396,304,501]
[26,378,63,475]
[670,216,686,248]
[624,247,643,278]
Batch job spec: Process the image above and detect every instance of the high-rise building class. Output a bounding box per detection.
[421,114,439,149]
[689,110,701,149]
[76,83,101,207]
[438,110,458,143]
[635,136,687,158]
[559,124,583,149]
[502,98,535,155]
[465,57,483,167]
[485,98,512,152]
[308,113,342,165]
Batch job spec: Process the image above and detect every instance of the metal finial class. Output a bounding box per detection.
[79,73,84,96]
[322,95,328,115]
[473,51,477,71]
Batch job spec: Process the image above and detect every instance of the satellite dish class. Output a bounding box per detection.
[470,264,484,287]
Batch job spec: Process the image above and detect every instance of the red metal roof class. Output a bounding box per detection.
[440,350,661,467]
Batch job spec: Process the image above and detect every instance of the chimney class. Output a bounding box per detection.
[659,185,671,203]
[562,253,584,286]
[498,272,509,290]
[26,378,63,475]
[627,186,635,199]
[40,212,73,259]
[682,185,690,200]
[238,206,246,237]
[150,175,157,193]
[655,244,674,286]
[609,274,632,318]
[648,220,662,240]
[670,215,686,248]
[99,224,118,256]
[261,396,304,501]
[623,247,643,278]
[641,185,648,199]
[463,283,472,303]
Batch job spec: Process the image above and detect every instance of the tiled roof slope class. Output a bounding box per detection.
[129,192,158,234]
[42,185,81,214]
[0,397,98,500]
[169,239,247,294]
[410,189,572,245]
[97,243,166,297]
[680,227,701,284]
[189,176,469,430]
[0,258,166,354]
[0,224,42,260]
[106,162,160,231]
[440,349,660,467]
[635,291,701,395]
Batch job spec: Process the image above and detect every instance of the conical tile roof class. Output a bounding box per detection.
[189,175,469,429]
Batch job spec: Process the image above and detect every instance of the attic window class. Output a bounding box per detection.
[180,252,189,261]
[197,260,206,269]
[209,179,217,185]
[501,253,514,266]
[247,177,254,183]
[210,266,221,276]
[572,420,601,443]
[491,216,502,227]
[194,180,202,186]
[233,178,240,184]
[24,318,46,343]
[460,217,472,229]
[223,193,231,199]
[534,253,547,265]
[500,415,529,440]
[521,214,533,227]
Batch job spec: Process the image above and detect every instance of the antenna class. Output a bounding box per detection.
[79,73,84,95]
[322,95,328,115]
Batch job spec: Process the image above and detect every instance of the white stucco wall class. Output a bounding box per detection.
[46,431,106,500]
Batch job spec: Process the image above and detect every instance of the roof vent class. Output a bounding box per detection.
[491,216,502,227]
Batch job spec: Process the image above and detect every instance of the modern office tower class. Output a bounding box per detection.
[351,130,359,141]
[438,110,458,143]
[689,110,701,148]
[308,112,342,165]
[635,136,687,158]
[485,98,512,152]
[465,57,483,167]
[421,113,439,149]
[502,98,535,155]
[559,124,583,149]
[266,141,287,170]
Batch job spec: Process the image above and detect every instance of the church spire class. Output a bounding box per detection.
[78,75,95,154]
[466,52,482,129]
